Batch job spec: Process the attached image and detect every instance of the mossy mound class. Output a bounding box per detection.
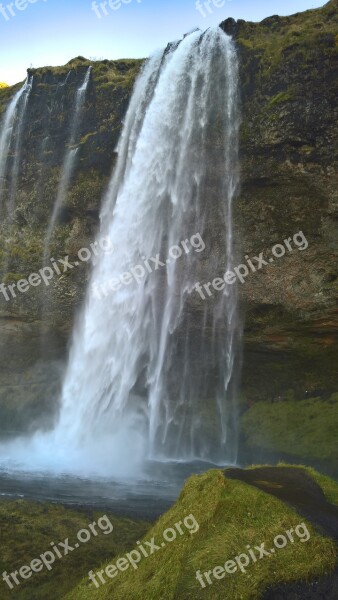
[64,467,338,600]
[0,501,149,600]
[241,394,338,463]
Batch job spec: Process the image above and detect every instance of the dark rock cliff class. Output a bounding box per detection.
[0,1,336,437]
[222,0,338,401]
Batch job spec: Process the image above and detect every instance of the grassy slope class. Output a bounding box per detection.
[64,468,338,600]
[0,501,149,600]
[241,395,338,462]
[237,0,338,77]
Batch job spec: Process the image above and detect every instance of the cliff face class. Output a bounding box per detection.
[222,0,338,399]
[0,2,337,434]
[0,58,142,431]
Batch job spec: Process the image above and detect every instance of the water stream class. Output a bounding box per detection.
[43,67,91,261]
[0,76,33,217]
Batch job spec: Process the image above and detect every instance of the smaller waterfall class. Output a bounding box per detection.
[44,67,91,260]
[35,71,73,211]
[0,76,33,214]
[8,77,33,216]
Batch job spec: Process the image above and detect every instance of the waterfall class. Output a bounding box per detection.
[0,76,33,216]
[51,27,241,471]
[43,67,91,259]
[35,71,72,210]
[0,29,241,477]
[8,77,33,216]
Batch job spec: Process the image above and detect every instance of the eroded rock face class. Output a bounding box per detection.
[221,0,338,398]
[0,58,143,428]
[0,2,337,434]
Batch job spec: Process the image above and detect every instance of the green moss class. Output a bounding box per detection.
[241,395,338,462]
[236,1,338,81]
[0,234,44,278]
[1,272,26,284]
[0,500,150,600]
[64,468,337,600]
[79,131,98,145]
[27,57,142,91]
[0,82,25,118]
[268,91,293,106]
[66,169,108,212]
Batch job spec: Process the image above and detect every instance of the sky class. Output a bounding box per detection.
[0,0,327,85]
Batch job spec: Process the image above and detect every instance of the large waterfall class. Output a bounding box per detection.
[50,27,241,473]
[0,28,241,477]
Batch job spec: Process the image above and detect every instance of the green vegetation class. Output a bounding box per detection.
[0,500,149,600]
[28,57,143,93]
[0,82,24,118]
[241,394,338,462]
[236,0,338,80]
[64,468,337,600]
[0,234,44,280]
[1,271,26,284]
[93,59,143,92]
[268,90,293,107]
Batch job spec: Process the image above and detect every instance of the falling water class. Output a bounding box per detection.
[35,71,73,210]
[0,76,33,215]
[8,77,33,215]
[43,67,91,260]
[50,27,241,471]
[0,29,241,478]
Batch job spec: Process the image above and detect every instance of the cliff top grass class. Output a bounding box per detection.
[64,466,338,600]
[241,393,338,462]
[0,80,23,108]
[0,500,149,600]
[226,0,337,78]
[27,56,143,77]
[0,57,143,114]
[29,57,143,92]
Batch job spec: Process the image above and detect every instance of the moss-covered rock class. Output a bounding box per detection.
[64,466,338,600]
[241,393,338,466]
[0,500,149,600]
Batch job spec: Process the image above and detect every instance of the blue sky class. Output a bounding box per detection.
[1,0,326,85]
